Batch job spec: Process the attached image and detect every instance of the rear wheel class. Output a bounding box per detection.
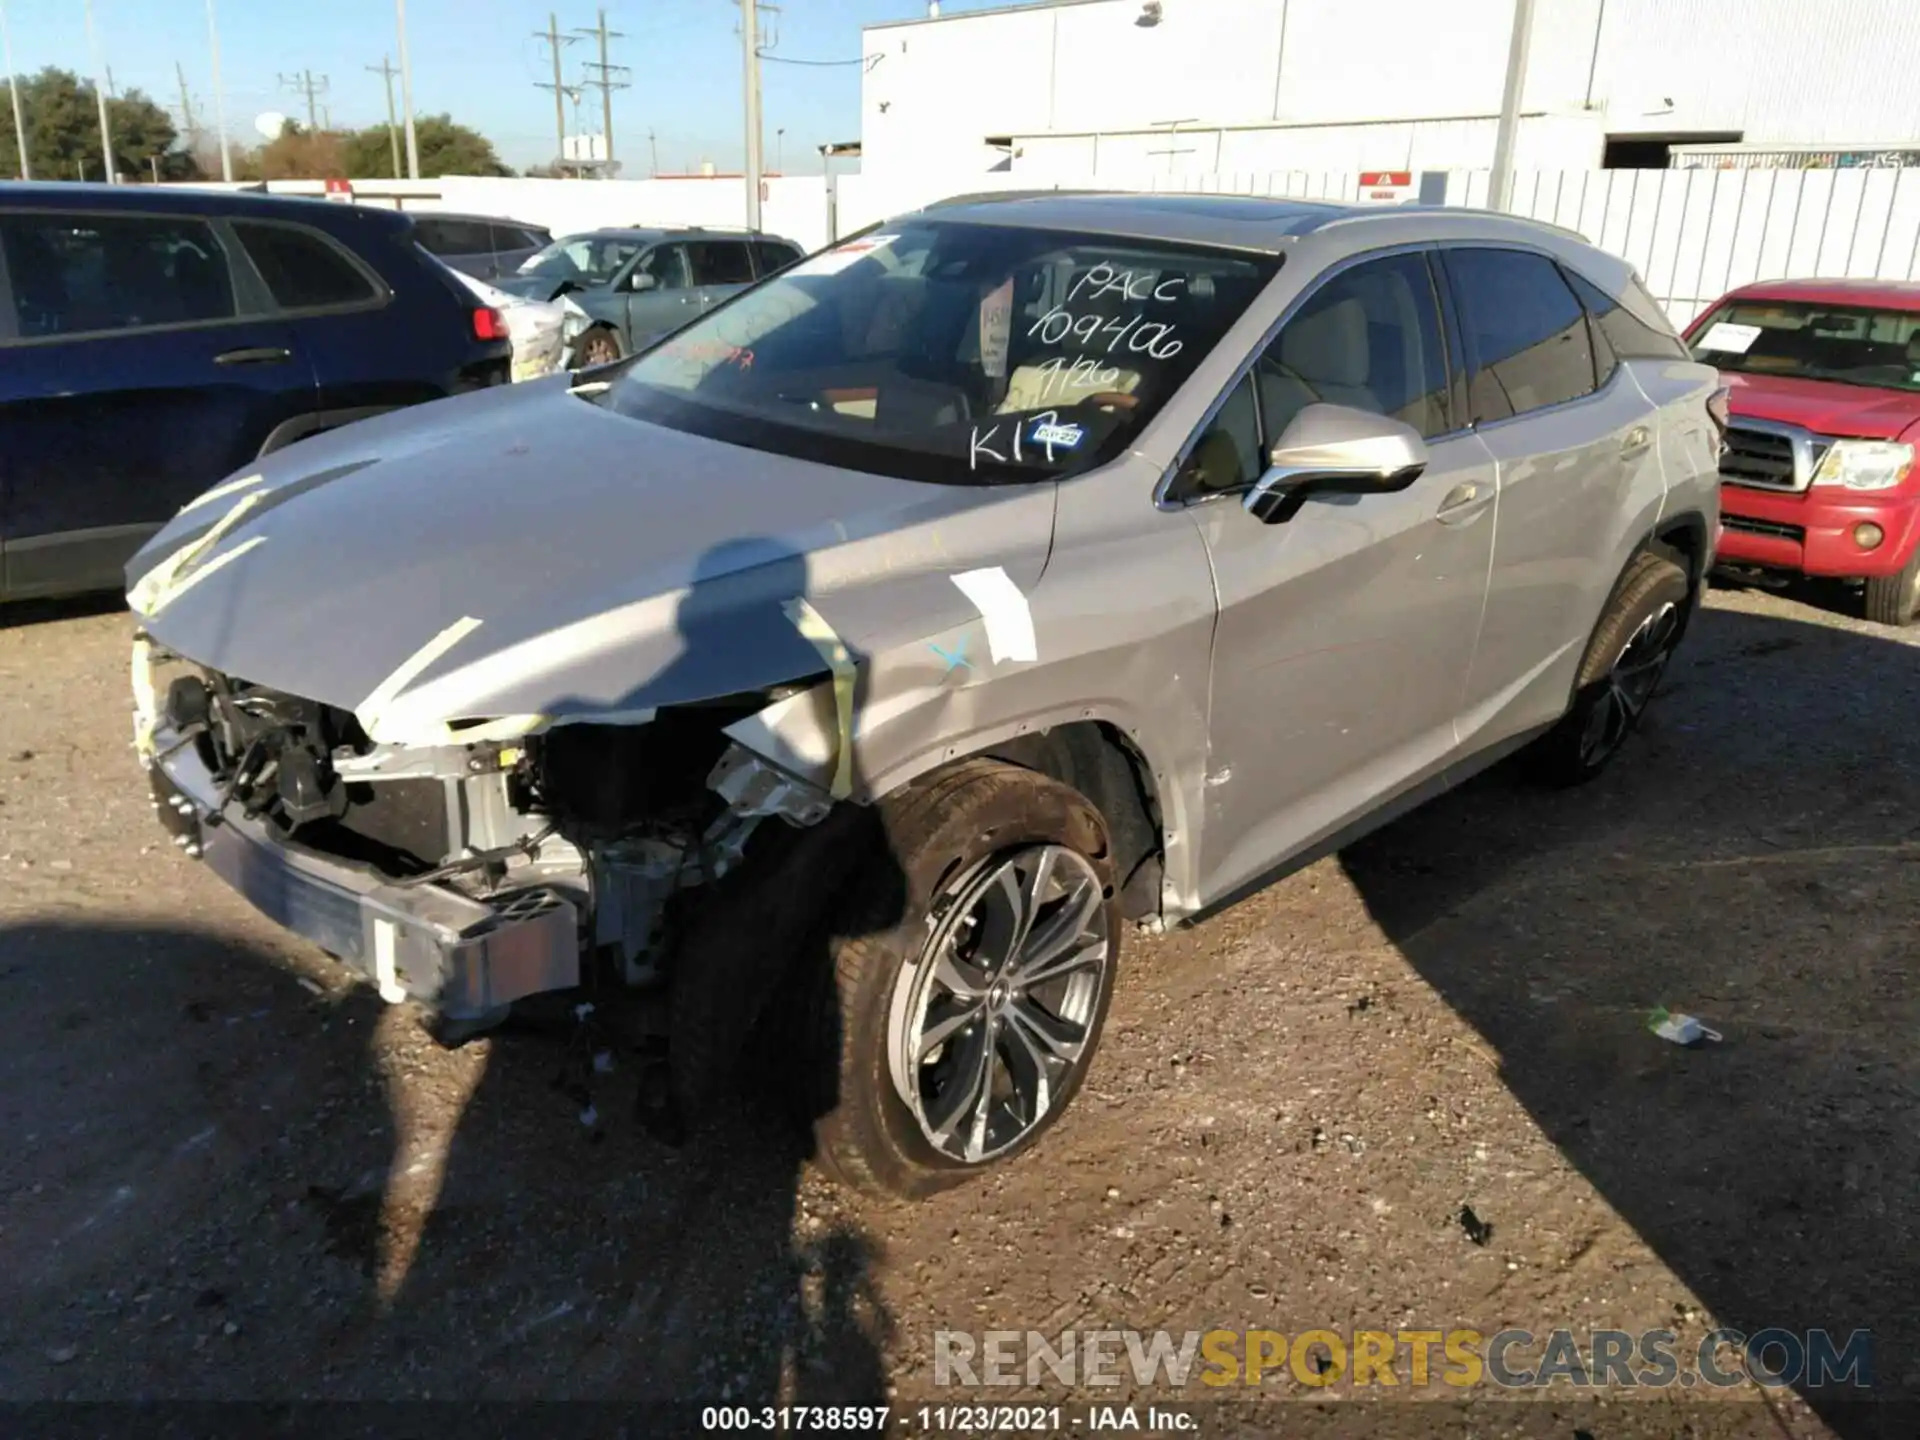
[803,759,1120,1200]
[1862,549,1920,627]
[1527,549,1691,787]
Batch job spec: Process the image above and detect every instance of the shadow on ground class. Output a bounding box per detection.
[1340,599,1920,1438]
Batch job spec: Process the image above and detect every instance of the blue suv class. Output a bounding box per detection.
[0,184,513,601]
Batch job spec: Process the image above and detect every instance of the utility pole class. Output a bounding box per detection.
[176,63,202,156]
[647,127,658,176]
[739,0,763,229]
[575,8,628,172]
[82,0,115,182]
[394,0,420,178]
[368,56,402,176]
[2,0,31,180]
[206,0,233,181]
[534,13,579,176]
[1488,0,1537,212]
[279,69,330,132]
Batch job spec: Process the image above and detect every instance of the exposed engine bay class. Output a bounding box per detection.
[140,645,838,1032]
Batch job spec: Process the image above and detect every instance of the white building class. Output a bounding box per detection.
[858,0,1920,179]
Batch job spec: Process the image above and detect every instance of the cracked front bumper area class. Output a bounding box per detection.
[148,747,580,1020]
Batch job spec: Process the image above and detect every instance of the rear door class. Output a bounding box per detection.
[751,238,803,279]
[687,239,758,310]
[0,206,315,599]
[1437,245,1659,742]
[232,217,453,420]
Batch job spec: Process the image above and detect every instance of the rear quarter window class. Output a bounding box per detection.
[1565,268,1689,361]
[234,221,382,310]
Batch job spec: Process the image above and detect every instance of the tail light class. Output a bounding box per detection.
[471,306,509,342]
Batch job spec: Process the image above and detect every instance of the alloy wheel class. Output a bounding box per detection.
[887,845,1111,1164]
[1578,600,1680,768]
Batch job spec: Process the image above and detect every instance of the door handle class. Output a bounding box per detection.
[1435,479,1490,523]
[214,346,292,366]
[1621,425,1652,456]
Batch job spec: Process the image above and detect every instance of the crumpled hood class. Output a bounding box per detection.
[129,375,1057,741]
[1724,371,1920,442]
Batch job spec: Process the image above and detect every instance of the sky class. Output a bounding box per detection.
[0,0,1001,174]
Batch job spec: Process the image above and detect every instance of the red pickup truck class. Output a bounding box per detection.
[1685,278,1920,624]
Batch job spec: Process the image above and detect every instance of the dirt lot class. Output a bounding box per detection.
[1,581,1914,1437]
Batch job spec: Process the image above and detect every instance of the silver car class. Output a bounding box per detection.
[126,194,1722,1199]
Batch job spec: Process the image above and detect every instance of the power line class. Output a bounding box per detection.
[756,51,868,67]
[574,7,628,171]
[277,68,329,132]
[532,12,579,174]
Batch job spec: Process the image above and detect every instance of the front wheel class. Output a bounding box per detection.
[803,759,1120,1200]
[1862,549,1920,627]
[577,326,623,367]
[1527,549,1691,787]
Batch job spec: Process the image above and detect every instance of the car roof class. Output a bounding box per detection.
[1720,276,1920,310]
[906,190,1593,254]
[0,181,412,233]
[906,190,1597,255]
[417,209,550,232]
[555,225,798,244]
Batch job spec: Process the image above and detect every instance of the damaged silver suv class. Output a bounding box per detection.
[128,193,1722,1199]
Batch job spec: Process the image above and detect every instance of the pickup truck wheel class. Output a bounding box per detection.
[804,759,1119,1199]
[1862,550,1920,626]
[1527,549,1691,787]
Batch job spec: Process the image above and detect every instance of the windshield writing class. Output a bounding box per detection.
[597,221,1279,485]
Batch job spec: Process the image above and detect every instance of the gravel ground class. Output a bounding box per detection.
[1,581,1914,1439]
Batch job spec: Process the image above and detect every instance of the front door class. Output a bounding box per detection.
[0,208,316,598]
[1182,249,1498,903]
[623,242,701,349]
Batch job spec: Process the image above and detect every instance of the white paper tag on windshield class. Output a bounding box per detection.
[979,278,1013,379]
[1697,321,1763,354]
[789,234,898,278]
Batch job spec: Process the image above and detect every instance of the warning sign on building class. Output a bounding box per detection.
[1357,170,1415,204]
[324,178,354,203]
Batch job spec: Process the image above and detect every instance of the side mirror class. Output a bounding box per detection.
[1242,403,1429,525]
[627,272,658,294]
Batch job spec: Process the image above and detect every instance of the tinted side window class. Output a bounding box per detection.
[1257,251,1452,441]
[0,212,236,339]
[416,217,492,255]
[688,241,756,286]
[637,244,692,290]
[753,240,802,276]
[1445,248,1597,421]
[1565,268,1689,361]
[234,222,380,310]
[1179,374,1263,496]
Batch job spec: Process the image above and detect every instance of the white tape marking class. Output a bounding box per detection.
[950,566,1038,664]
[374,919,407,1004]
[357,616,484,735]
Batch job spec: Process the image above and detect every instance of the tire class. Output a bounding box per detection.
[578,326,623,367]
[800,758,1121,1200]
[1526,549,1692,788]
[1862,549,1920,627]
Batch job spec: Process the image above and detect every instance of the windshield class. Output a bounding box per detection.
[595,220,1280,485]
[516,233,646,286]
[1690,299,1920,393]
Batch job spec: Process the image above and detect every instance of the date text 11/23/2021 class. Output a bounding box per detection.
[700,1404,1201,1432]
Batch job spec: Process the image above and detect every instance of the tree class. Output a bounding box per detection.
[240,120,347,181]
[343,114,510,178]
[0,67,199,182]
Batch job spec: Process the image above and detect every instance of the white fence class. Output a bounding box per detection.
[217,164,1920,329]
